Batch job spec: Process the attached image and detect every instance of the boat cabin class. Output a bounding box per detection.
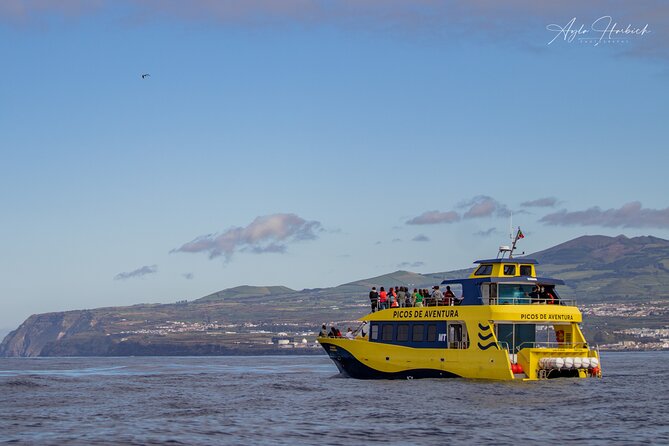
[470,258,537,278]
[441,258,567,306]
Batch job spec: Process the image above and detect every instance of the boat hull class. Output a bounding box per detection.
[320,340,459,379]
[319,335,516,380]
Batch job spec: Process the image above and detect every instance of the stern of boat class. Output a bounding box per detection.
[514,345,602,380]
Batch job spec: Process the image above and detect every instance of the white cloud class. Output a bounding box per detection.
[460,195,510,219]
[114,265,157,281]
[540,202,669,228]
[172,213,322,260]
[474,228,496,237]
[406,210,460,225]
[521,197,559,208]
[397,261,424,269]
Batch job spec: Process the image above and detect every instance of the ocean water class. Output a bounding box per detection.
[1,352,668,445]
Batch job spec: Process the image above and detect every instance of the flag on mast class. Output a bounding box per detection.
[516,228,525,240]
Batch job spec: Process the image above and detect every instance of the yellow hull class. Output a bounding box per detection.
[319,305,602,381]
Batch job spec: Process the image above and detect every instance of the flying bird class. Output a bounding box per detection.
[141,73,150,79]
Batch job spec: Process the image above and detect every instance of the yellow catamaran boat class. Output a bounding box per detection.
[319,232,602,380]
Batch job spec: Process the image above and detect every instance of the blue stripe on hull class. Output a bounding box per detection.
[320,342,460,380]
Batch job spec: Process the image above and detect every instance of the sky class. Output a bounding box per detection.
[1,1,668,330]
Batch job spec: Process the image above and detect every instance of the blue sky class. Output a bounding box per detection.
[1,1,668,330]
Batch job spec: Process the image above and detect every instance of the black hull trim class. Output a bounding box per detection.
[320,342,460,380]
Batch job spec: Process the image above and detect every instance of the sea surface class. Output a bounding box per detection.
[1,352,668,445]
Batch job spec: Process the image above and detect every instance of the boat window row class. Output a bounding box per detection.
[496,322,577,352]
[370,321,468,349]
[474,264,533,277]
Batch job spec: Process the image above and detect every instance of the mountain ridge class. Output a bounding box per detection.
[196,285,295,302]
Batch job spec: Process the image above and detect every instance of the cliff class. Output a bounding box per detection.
[0,310,102,357]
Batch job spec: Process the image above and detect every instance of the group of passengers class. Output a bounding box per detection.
[319,324,356,339]
[529,285,558,304]
[368,285,461,313]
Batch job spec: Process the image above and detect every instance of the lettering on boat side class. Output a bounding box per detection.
[391,309,459,319]
[520,313,574,321]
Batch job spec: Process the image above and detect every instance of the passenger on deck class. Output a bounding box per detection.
[443,286,455,305]
[345,327,355,339]
[379,287,388,310]
[529,286,541,303]
[413,288,422,307]
[389,287,398,307]
[543,287,557,304]
[369,287,379,313]
[422,288,432,306]
[319,324,328,337]
[431,286,444,306]
[513,286,527,303]
[397,287,406,307]
[403,287,413,307]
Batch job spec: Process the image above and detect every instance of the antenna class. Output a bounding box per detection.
[498,215,524,259]
[509,212,513,244]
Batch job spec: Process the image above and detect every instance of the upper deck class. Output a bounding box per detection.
[441,257,575,306]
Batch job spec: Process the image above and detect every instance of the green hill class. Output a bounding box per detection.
[335,270,433,293]
[530,235,669,302]
[196,285,295,302]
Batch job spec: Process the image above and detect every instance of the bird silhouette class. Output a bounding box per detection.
[141,73,150,79]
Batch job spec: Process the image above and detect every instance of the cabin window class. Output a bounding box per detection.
[474,264,493,276]
[537,324,570,346]
[412,324,425,342]
[497,323,536,352]
[496,323,581,352]
[498,284,535,304]
[490,283,497,303]
[503,265,516,275]
[481,283,498,305]
[520,265,532,276]
[448,323,468,349]
[397,324,409,342]
[381,324,394,341]
[370,324,379,341]
[426,324,437,342]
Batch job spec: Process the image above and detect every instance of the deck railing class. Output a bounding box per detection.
[484,296,577,306]
[514,341,591,351]
[375,297,577,308]
[496,341,592,353]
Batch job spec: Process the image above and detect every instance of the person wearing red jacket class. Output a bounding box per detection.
[378,287,388,310]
